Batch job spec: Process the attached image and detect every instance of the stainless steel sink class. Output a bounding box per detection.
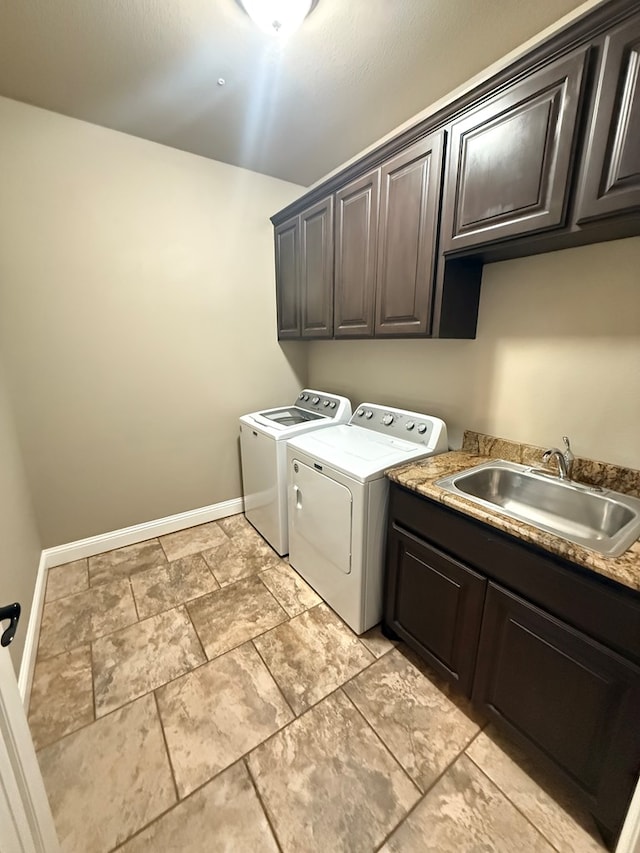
[435,460,640,557]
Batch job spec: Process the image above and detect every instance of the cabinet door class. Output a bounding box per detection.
[577,16,640,221]
[385,525,487,695]
[441,49,588,252]
[473,583,640,835]
[375,132,445,336]
[274,217,300,339]
[300,196,334,338]
[334,170,380,337]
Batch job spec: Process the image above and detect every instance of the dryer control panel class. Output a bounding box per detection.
[350,404,448,453]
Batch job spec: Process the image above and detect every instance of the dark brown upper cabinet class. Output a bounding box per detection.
[275,197,333,340]
[440,48,588,253]
[375,131,445,336]
[300,197,334,338]
[577,16,640,222]
[334,170,380,337]
[274,216,300,339]
[272,3,640,342]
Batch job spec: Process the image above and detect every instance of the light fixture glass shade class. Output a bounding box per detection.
[240,0,314,36]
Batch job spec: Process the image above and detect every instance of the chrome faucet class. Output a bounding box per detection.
[542,436,574,480]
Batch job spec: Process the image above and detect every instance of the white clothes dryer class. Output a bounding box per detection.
[239,390,352,555]
[286,403,448,633]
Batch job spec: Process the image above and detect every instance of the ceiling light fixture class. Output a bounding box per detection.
[239,0,318,37]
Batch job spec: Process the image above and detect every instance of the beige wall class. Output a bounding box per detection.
[309,237,640,469]
[0,96,307,547]
[0,360,41,672]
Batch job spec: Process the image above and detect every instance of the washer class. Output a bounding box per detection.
[286,403,448,634]
[240,390,352,555]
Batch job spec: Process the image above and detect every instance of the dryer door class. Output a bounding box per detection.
[290,459,352,574]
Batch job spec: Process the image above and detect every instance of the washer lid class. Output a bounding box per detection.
[255,407,325,427]
[240,390,352,437]
[287,424,432,483]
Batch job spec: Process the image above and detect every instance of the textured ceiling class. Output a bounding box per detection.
[0,0,589,185]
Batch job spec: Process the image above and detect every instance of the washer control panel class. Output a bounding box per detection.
[295,390,349,419]
[350,404,448,450]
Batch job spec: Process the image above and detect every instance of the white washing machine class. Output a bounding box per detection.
[286,404,448,634]
[240,390,352,555]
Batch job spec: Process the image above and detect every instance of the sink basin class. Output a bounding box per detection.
[435,460,640,557]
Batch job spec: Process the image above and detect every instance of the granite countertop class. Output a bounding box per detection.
[386,432,640,594]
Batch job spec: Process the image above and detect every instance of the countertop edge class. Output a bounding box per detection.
[386,451,640,595]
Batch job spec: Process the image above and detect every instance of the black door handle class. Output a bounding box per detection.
[0,602,21,647]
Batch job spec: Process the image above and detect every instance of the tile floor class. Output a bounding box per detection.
[29,515,608,853]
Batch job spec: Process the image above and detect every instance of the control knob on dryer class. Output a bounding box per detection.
[405,422,415,431]
[417,424,427,434]
[312,396,320,404]
[323,400,330,407]
[329,401,336,408]
[365,410,373,419]
[382,414,394,426]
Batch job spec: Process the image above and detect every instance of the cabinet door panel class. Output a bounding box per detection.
[375,131,445,336]
[441,49,587,252]
[334,170,379,337]
[385,525,486,695]
[474,583,640,833]
[300,197,334,338]
[274,217,300,339]
[577,16,640,220]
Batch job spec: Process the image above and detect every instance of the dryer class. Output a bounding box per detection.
[239,390,351,555]
[286,404,448,633]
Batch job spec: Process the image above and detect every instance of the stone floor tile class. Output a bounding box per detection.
[45,559,88,602]
[37,693,176,853]
[38,579,138,659]
[131,554,219,620]
[202,534,282,587]
[186,575,287,660]
[117,761,279,852]
[344,648,481,791]
[381,754,554,853]
[259,562,322,617]
[248,689,420,853]
[466,726,606,852]
[30,518,600,853]
[253,603,374,715]
[28,646,94,750]
[159,522,228,562]
[88,539,167,587]
[93,607,205,716]
[359,624,397,658]
[216,513,257,539]
[156,643,293,798]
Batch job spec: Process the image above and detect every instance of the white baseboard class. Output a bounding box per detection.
[616,776,640,853]
[17,551,48,709]
[43,497,244,568]
[17,497,244,704]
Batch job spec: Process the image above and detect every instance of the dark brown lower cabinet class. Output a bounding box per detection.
[473,583,640,839]
[386,525,486,695]
[384,483,640,847]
